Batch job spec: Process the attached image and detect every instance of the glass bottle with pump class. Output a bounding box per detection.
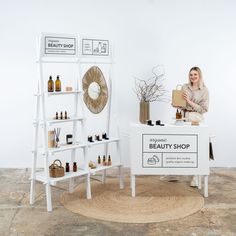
[55,75,61,92]
[48,76,54,92]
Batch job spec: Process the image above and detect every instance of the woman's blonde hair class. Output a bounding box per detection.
[188,66,204,89]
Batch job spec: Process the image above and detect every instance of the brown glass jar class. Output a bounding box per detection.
[73,162,77,172]
[65,162,70,172]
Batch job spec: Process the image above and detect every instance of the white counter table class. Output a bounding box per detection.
[130,123,209,197]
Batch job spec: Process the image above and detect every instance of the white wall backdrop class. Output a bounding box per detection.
[0,0,236,168]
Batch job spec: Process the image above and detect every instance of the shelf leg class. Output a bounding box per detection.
[30,89,40,205]
[86,174,91,199]
[204,175,209,197]
[30,179,36,205]
[69,148,76,193]
[119,166,124,189]
[131,175,136,197]
[45,183,52,212]
[102,170,106,184]
[30,153,37,205]
[69,178,75,193]
[198,175,202,189]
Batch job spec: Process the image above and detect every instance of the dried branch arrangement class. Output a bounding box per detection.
[134,66,169,103]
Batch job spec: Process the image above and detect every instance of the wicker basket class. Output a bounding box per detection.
[49,159,65,178]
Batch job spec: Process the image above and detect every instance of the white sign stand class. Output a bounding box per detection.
[130,123,209,197]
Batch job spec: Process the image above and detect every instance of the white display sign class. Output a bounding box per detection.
[130,124,209,175]
[82,38,109,56]
[142,134,198,168]
[41,33,78,57]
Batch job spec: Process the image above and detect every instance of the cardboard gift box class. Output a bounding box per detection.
[172,85,187,107]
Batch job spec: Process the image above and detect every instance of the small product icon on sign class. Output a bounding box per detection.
[147,155,160,165]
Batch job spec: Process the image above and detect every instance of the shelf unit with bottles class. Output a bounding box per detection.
[30,33,124,212]
[30,33,91,212]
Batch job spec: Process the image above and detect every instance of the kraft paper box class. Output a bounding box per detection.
[172,85,187,107]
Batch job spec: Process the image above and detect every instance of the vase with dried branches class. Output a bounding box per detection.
[134,66,169,123]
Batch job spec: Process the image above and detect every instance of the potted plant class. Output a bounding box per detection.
[134,66,169,123]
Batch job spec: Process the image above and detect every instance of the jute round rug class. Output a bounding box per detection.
[61,177,204,223]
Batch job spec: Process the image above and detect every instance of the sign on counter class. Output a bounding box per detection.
[142,134,198,168]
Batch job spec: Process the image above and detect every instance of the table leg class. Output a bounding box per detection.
[131,175,135,197]
[204,175,208,197]
[198,175,202,189]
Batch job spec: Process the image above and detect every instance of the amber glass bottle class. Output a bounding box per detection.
[55,75,61,92]
[98,155,101,165]
[103,155,106,166]
[48,76,54,92]
[73,162,77,172]
[108,155,112,166]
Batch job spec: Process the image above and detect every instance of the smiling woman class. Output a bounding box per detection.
[172,66,210,187]
[179,67,209,123]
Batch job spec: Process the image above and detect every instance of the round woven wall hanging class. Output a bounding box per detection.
[82,66,108,114]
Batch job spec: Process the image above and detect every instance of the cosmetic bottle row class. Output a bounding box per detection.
[48,75,61,92]
[88,133,109,142]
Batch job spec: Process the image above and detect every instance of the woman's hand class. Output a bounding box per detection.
[183,92,191,103]
[183,92,196,108]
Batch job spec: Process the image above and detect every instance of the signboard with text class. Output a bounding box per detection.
[130,124,209,175]
[142,134,198,168]
[41,33,78,57]
[81,38,110,56]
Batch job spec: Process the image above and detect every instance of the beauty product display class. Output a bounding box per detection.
[108,155,112,166]
[102,155,106,166]
[54,128,61,148]
[176,109,182,119]
[55,75,61,92]
[48,76,54,92]
[65,86,73,91]
[54,111,69,120]
[88,132,109,142]
[48,130,55,148]
[88,136,94,142]
[65,162,70,172]
[147,120,154,126]
[88,161,96,169]
[66,134,73,144]
[98,155,101,165]
[73,162,77,172]
[191,120,199,126]
[102,133,109,140]
[95,134,102,141]
[156,120,165,126]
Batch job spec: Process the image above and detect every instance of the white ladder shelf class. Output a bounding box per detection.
[30,33,124,212]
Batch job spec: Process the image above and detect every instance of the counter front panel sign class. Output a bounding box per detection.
[142,134,198,168]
